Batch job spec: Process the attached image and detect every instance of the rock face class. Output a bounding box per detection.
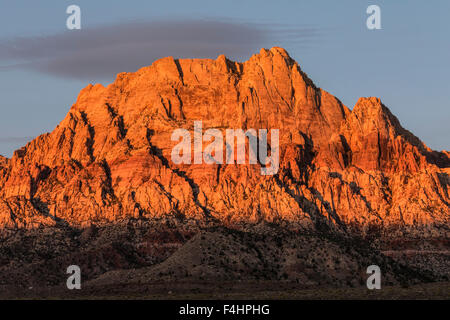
[0,47,448,236]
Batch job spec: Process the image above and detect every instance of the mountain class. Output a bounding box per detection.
[0,47,448,238]
[0,47,449,298]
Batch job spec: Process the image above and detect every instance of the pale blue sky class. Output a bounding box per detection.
[0,0,449,157]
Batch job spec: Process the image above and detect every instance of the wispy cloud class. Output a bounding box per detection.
[0,19,320,81]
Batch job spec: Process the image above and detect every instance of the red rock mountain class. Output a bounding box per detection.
[0,47,448,235]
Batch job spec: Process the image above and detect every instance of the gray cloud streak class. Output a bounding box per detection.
[0,19,320,81]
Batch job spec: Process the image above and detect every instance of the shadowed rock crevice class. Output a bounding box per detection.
[328,171,380,220]
[145,128,214,220]
[99,159,119,206]
[30,197,69,227]
[79,111,96,163]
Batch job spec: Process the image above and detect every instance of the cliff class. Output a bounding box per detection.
[0,47,448,237]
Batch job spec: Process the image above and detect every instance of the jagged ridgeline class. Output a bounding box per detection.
[0,47,448,237]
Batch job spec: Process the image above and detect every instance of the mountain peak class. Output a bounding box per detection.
[351,97,395,127]
[269,46,291,57]
[354,96,382,108]
[258,46,292,59]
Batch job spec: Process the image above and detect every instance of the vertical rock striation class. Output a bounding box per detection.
[0,47,448,238]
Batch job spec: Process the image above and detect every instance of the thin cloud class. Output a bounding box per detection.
[0,19,320,81]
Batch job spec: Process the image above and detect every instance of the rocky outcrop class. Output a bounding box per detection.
[0,47,448,237]
[0,155,7,167]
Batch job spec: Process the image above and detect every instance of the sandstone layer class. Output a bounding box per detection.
[0,47,448,237]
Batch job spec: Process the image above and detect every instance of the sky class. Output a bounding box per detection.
[0,0,449,157]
